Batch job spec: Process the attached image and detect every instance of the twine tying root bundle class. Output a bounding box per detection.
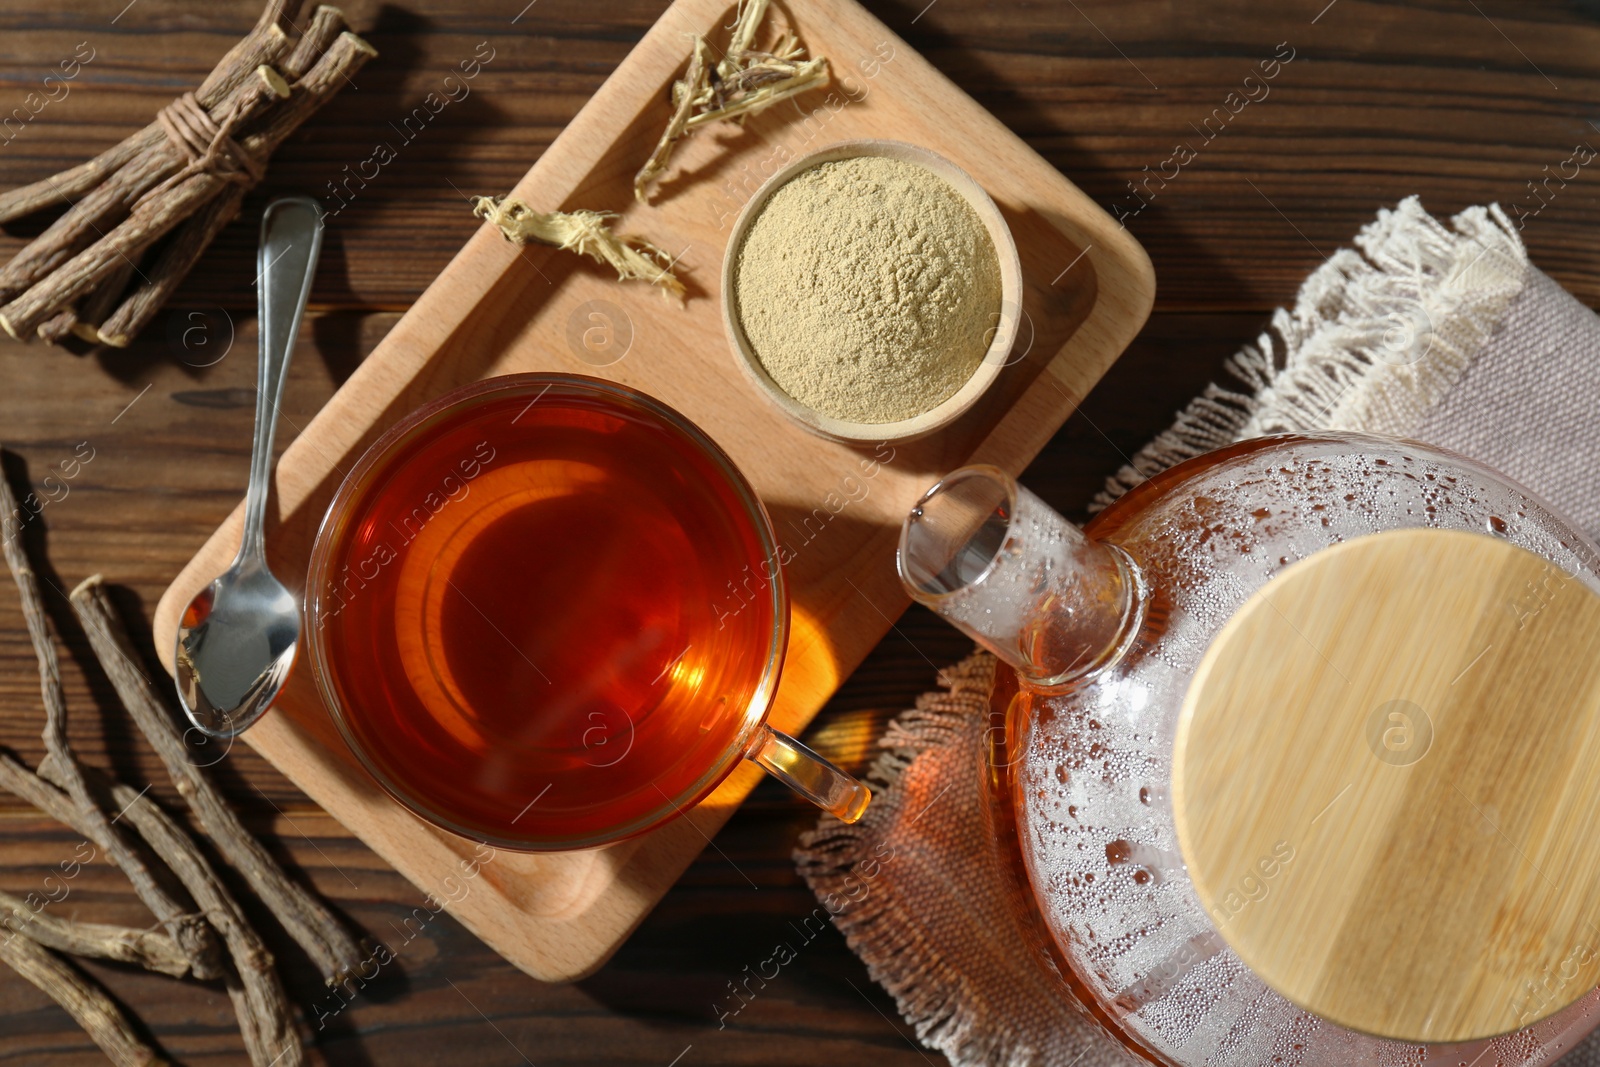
[0,0,375,347]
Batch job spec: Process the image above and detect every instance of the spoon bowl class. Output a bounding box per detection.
[175,559,299,736]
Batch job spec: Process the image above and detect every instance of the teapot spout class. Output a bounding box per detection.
[897,465,1142,688]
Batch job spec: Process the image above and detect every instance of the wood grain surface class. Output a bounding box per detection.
[1175,530,1600,1045]
[0,0,1596,1062]
[149,0,1155,985]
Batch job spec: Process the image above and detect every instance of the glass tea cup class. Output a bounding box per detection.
[304,374,869,851]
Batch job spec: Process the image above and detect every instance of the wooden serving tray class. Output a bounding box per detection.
[154,0,1153,981]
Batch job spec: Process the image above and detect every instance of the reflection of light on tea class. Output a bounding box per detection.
[317,388,781,845]
[670,657,706,691]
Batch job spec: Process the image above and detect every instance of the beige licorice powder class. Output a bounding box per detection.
[734,155,1003,424]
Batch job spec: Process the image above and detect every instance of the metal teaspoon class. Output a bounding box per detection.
[175,196,324,739]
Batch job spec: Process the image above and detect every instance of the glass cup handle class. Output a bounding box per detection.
[746,724,871,823]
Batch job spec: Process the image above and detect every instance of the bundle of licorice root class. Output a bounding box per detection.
[0,454,371,1066]
[0,0,375,348]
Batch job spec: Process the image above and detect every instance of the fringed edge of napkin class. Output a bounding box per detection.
[795,651,1031,1067]
[1092,195,1529,510]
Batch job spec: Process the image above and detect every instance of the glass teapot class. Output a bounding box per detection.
[897,432,1600,1067]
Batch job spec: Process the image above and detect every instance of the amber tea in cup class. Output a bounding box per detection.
[306,375,868,851]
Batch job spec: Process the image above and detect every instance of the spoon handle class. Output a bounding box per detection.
[240,197,324,564]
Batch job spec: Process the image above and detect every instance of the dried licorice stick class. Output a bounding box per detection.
[69,256,141,343]
[71,574,367,987]
[35,306,79,345]
[0,752,207,983]
[0,60,291,302]
[0,461,221,980]
[0,65,291,328]
[33,254,138,345]
[0,932,171,1066]
[0,887,191,978]
[283,4,346,77]
[0,0,300,225]
[94,771,303,1067]
[0,752,303,1066]
[100,30,378,346]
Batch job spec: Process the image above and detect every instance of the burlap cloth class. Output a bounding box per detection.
[794,197,1600,1066]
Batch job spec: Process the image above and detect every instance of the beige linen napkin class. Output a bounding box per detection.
[795,196,1600,1066]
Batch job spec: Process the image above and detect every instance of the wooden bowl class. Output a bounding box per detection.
[720,139,1024,445]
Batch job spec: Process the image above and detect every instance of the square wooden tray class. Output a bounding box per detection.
[153,0,1153,982]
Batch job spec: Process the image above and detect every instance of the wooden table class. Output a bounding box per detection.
[0,1,1595,1063]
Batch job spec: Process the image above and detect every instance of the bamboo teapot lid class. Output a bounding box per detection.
[1174,528,1600,1044]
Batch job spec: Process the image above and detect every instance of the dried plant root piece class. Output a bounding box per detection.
[36,307,80,345]
[7,757,305,1067]
[633,36,714,205]
[0,463,221,981]
[686,52,830,128]
[0,3,373,346]
[0,65,291,311]
[633,0,830,203]
[0,0,300,227]
[96,772,302,1067]
[99,30,379,348]
[0,888,192,978]
[71,574,368,988]
[70,256,140,343]
[0,751,205,982]
[283,5,347,77]
[0,639,302,1064]
[0,932,172,1066]
[472,197,687,300]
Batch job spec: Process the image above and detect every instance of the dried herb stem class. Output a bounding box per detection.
[633,36,713,204]
[0,751,201,984]
[95,771,303,1067]
[472,198,687,300]
[632,0,829,203]
[0,932,171,1066]
[99,30,378,347]
[71,574,366,987]
[0,66,292,338]
[0,0,372,346]
[0,749,303,1066]
[0,464,222,981]
[283,5,347,78]
[0,66,290,307]
[69,256,141,343]
[0,887,192,978]
[0,7,295,227]
[36,307,79,345]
